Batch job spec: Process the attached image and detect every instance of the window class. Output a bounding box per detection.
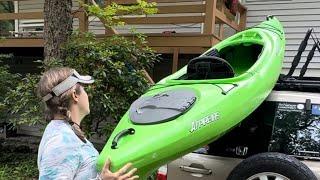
[269,102,320,158]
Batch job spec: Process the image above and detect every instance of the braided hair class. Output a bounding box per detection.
[37,67,86,143]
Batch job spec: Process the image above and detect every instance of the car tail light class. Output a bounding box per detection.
[157,165,168,180]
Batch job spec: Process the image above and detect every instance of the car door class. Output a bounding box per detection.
[167,153,242,180]
[165,97,278,180]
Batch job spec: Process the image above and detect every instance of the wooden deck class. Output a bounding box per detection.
[0,0,247,72]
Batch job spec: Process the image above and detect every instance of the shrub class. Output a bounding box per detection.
[0,152,38,179]
[5,1,159,137]
[0,55,20,124]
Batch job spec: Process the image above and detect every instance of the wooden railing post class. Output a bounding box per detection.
[172,48,179,73]
[105,0,111,5]
[238,4,247,30]
[218,2,224,39]
[204,0,217,35]
[78,0,88,32]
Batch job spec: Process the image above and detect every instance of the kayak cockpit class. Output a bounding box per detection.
[177,43,263,81]
[179,55,235,80]
[218,43,263,76]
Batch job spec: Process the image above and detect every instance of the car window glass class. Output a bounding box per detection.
[269,102,320,158]
[196,101,277,158]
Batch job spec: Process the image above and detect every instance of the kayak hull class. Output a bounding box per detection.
[97,17,286,178]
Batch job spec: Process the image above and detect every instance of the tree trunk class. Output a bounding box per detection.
[43,0,73,63]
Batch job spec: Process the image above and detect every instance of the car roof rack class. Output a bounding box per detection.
[275,28,320,92]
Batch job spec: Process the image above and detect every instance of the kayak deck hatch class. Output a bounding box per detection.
[129,88,197,124]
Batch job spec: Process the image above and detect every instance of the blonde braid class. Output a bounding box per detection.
[37,67,87,143]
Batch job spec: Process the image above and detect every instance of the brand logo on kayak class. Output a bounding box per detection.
[190,112,220,133]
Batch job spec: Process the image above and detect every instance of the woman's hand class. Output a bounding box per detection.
[100,159,139,180]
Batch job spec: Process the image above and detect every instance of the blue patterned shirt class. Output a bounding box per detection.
[37,120,100,180]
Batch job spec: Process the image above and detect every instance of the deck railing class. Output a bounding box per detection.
[101,0,247,39]
[0,0,247,57]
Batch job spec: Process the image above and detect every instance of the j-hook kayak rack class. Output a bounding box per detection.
[276,28,320,92]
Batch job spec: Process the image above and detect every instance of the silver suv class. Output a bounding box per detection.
[156,28,320,180]
[157,90,320,180]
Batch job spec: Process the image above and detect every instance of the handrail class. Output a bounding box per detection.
[106,0,203,4]
[0,11,84,20]
[0,0,247,42]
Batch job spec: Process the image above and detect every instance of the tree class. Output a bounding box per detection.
[5,1,158,138]
[0,2,14,35]
[43,0,73,62]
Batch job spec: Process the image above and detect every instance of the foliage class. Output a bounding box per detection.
[5,1,159,137]
[81,0,157,28]
[0,2,14,35]
[0,55,20,124]
[4,74,42,127]
[63,31,158,136]
[0,152,38,180]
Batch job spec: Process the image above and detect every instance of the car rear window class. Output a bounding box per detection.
[269,102,320,158]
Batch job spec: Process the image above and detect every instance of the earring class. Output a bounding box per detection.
[67,110,72,121]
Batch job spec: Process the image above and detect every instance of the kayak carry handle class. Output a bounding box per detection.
[111,128,135,149]
[286,29,313,78]
[266,15,274,20]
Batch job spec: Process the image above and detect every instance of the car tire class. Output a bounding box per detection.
[227,152,317,180]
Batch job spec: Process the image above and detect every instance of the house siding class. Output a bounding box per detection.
[17,0,203,35]
[88,1,204,34]
[17,0,80,32]
[244,0,320,77]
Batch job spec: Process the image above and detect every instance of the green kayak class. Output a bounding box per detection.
[97,16,285,179]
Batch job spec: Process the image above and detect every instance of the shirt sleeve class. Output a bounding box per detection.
[38,134,81,180]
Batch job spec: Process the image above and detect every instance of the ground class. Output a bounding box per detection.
[0,137,38,179]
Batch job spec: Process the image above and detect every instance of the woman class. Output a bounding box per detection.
[37,67,138,180]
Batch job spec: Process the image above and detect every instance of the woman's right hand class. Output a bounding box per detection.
[100,159,139,180]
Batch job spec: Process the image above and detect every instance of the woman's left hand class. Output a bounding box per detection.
[100,159,139,180]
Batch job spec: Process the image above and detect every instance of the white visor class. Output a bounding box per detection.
[42,70,94,102]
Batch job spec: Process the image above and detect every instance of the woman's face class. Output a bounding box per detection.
[78,85,90,116]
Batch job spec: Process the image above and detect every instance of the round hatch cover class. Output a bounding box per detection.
[129,88,197,124]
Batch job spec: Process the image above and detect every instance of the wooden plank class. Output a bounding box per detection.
[238,2,247,12]
[110,0,204,4]
[0,12,43,20]
[17,125,43,137]
[215,10,239,31]
[0,38,44,47]
[152,47,208,54]
[219,24,224,40]
[121,16,205,24]
[0,34,220,49]
[172,48,179,73]
[210,35,220,46]
[17,129,42,137]
[157,4,205,14]
[142,69,155,85]
[239,7,247,30]
[78,11,89,32]
[218,4,224,39]
[98,33,215,47]
[115,5,205,15]
[146,35,212,47]
[203,0,216,34]
[78,0,88,32]
[0,10,83,20]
